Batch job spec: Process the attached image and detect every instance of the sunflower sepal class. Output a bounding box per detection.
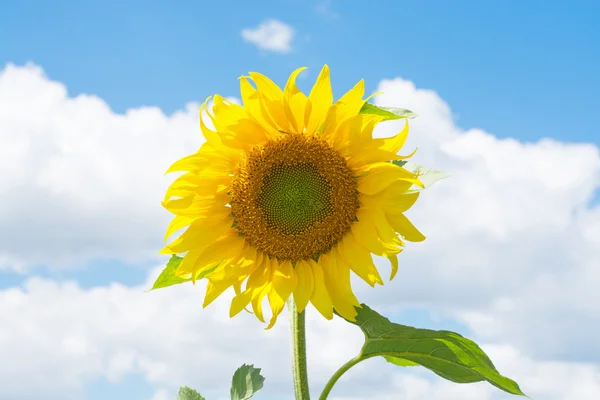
[360,103,419,120]
[148,255,217,291]
[318,304,528,400]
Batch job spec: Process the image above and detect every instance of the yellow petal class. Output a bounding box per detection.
[164,215,196,242]
[211,94,246,130]
[266,287,286,330]
[364,205,401,248]
[178,255,226,283]
[230,257,272,318]
[272,259,298,300]
[380,119,409,153]
[357,162,424,195]
[338,233,383,287]
[206,244,259,281]
[203,279,233,308]
[338,78,364,105]
[386,212,426,242]
[252,283,271,323]
[233,280,243,295]
[360,182,421,215]
[230,290,253,318]
[382,191,420,216]
[249,72,291,133]
[165,153,210,175]
[162,191,229,216]
[199,100,223,144]
[387,252,400,280]
[248,71,284,99]
[320,251,360,321]
[293,260,314,313]
[164,174,232,201]
[306,65,333,134]
[264,259,298,329]
[159,213,231,254]
[203,246,259,307]
[323,106,353,148]
[221,118,269,147]
[308,259,333,319]
[334,79,365,120]
[356,113,384,142]
[239,77,280,136]
[283,67,308,133]
[351,208,390,256]
[177,231,245,278]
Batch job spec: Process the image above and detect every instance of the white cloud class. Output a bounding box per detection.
[0,270,361,399]
[1,63,600,399]
[361,76,600,363]
[1,273,600,400]
[151,389,170,400]
[241,19,294,53]
[0,63,204,271]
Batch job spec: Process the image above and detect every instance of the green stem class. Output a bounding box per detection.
[318,355,374,400]
[288,298,311,400]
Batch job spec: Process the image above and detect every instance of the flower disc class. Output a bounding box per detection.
[230,134,359,261]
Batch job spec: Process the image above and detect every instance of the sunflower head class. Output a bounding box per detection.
[161,65,428,328]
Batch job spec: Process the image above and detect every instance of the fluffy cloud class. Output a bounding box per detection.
[0,270,362,399]
[1,63,599,399]
[0,63,205,271]
[2,272,600,400]
[241,19,295,53]
[365,77,600,363]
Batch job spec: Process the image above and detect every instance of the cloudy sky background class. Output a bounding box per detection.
[1,0,599,399]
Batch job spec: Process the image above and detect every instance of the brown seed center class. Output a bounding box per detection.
[229,134,359,261]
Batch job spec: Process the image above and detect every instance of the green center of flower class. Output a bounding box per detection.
[258,164,332,236]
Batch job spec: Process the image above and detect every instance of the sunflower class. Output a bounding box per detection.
[161,65,426,328]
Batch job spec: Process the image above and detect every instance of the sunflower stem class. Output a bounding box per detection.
[287,297,311,400]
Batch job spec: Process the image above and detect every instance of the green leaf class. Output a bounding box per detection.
[230,364,265,400]
[360,103,419,120]
[385,356,419,367]
[148,255,218,291]
[176,386,206,400]
[149,256,187,291]
[390,160,408,168]
[340,304,527,397]
[402,161,450,192]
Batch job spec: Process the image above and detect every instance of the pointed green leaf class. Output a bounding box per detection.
[360,103,419,120]
[176,386,206,400]
[149,255,218,291]
[402,161,450,192]
[390,160,408,168]
[230,364,265,400]
[340,304,527,397]
[149,256,187,291]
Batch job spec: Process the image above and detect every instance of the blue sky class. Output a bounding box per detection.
[1,1,600,400]
[1,0,598,144]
